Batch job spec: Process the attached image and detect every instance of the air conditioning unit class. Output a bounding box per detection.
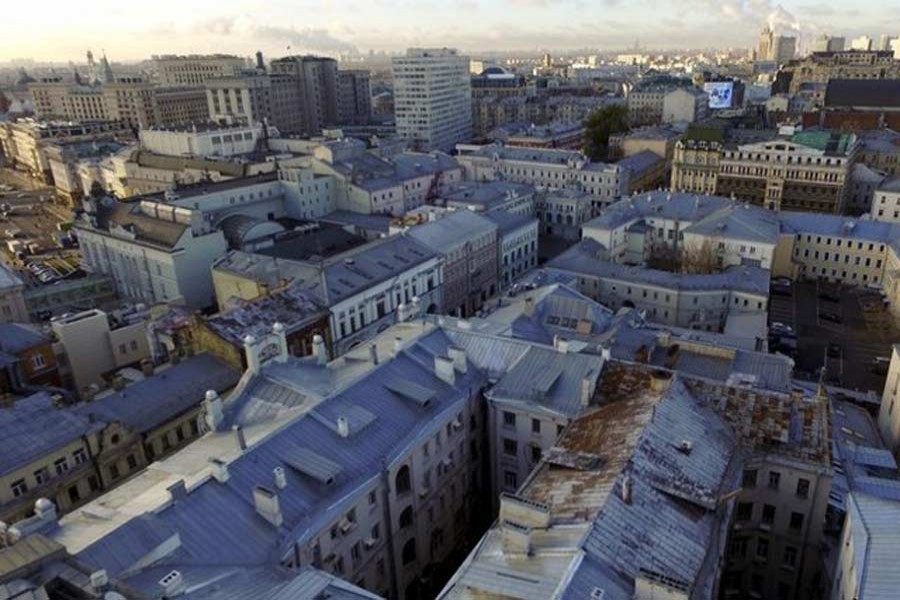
[418,486,430,498]
[339,518,356,534]
[364,537,377,549]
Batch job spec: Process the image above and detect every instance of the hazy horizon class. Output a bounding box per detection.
[1,0,898,63]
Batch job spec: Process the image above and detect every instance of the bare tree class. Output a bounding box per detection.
[680,238,720,274]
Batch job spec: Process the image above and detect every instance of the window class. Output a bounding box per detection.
[762,504,775,525]
[401,539,417,565]
[789,512,804,531]
[109,464,120,480]
[742,468,757,488]
[33,467,50,485]
[371,523,380,540]
[531,418,541,434]
[503,438,517,456]
[783,546,797,568]
[756,538,769,560]
[73,448,87,465]
[395,465,411,495]
[736,502,753,521]
[768,470,781,490]
[127,454,138,471]
[796,478,809,499]
[368,490,377,506]
[351,542,361,563]
[54,457,69,475]
[530,445,542,463]
[503,411,516,428]
[31,354,46,369]
[399,506,414,529]
[504,470,518,489]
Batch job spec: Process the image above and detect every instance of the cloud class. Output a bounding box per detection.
[191,16,357,54]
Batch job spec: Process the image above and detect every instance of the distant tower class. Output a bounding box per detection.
[86,49,94,68]
[542,53,552,68]
[255,51,265,72]
[99,53,114,83]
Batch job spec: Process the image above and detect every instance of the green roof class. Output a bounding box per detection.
[791,131,855,155]
[684,124,724,143]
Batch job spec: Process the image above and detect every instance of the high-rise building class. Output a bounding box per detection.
[269,55,339,135]
[757,25,796,64]
[205,73,303,133]
[879,34,897,52]
[392,48,473,152]
[851,35,873,50]
[811,34,845,53]
[336,69,372,125]
[152,54,246,86]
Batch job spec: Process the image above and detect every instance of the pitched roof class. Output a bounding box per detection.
[75,354,239,432]
[407,210,498,251]
[825,79,900,109]
[0,393,97,475]
[0,323,48,354]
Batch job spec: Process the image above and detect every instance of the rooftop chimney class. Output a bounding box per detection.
[501,520,533,556]
[203,389,223,431]
[392,336,403,357]
[369,344,379,365]
[553,335,569,354]
[435,355,456,385]
[448,346,467,373]
[243,334,261,374]
[580,371,595,407]
[337,416,350,438]
[649,370,672,393]
[90,570,109,592]
[253,486,283,527]
[274,466,287,490]
[209,458,229,483]
[312,334,328,365]
[233,425,247,452]
[272,322,288,364]
[523,296,535,317]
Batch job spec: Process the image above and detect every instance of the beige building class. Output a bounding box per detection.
[871,177,900,223]
[877,345,900,456]
[781,50,900,96]
[152,54,246,86]
[671,138,722,194]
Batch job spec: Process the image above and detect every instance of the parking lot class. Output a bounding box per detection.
[768,279,897,394]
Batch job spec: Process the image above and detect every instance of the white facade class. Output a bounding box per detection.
[877,345,900,456]
[496,218,539,289]
[662,88,709,124]
[393,48,473,152]
[536,190,595,241]
[138,124,265,158]
[871,181,900,223]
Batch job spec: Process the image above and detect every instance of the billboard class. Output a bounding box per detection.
[704,81,734,109]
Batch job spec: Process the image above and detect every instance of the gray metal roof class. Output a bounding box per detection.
[846,492,900,599]
[584,191,733,231]
[407,210,498,252]
[0,323,48,355]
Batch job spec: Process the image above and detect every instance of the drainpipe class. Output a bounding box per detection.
[380,458,400,598]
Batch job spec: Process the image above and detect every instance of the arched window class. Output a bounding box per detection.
[399,506,414,529]
[395,465,411,495]
[402,538,417,565]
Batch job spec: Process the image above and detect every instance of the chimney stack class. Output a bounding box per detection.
[523,296,535,317]
[580,371,594,407]
[553,335,569,354]
[435,356,456,385]
[272,322,288,363]
[369,344,379,365]
[233,425,247,452]
[312,334,328,365]
[159,571,185,598]
[203,389,223,431]
[90,570,109,592]
[337,416,350,438]
[253,486,283,527]
[393,336,403,357]
[448,346,467,373]
[243,334,260,374]
[167,481,187,502]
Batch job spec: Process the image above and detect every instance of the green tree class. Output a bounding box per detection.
[583,104,629,161]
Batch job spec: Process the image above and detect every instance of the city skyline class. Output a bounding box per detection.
[2,0,899,62]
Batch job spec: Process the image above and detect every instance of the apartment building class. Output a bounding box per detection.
[393,48,473,152]
[75,195,229,309]
[138,122,265,158]
[547,240,770,331]
[153,86,211,125]
[671,138,724,194]
[270,56,340,135]
[0,119,131,183]
[473,94,617,137]
[152,54,246,86]
[876,345,900,456]
[662,86,710,124]
[441,181,535,216]
[310,139,462,215]
[456,144,628,210]
[779,50,900,96]
[337,70,373,125]
[0,353,237,525]
[535,188,594,240]
[408,210,499,317]
[212,235,442,356]
[717,132,859,213]
[206,73,304,133]
[0,323,60,396]
[871,177,900,222]
[483,211,539,290]
[442,362,831,600]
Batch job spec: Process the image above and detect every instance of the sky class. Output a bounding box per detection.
[1,0,899,62]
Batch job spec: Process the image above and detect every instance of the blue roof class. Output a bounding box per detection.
[616,150,664,176]
[0,393,97,475]
[684,203,781,245]
[585,191,733,231]
[0,323,48,355]
[483,210,538,235]
[75,354,239,433]
[73,329,488,581]
[547,239,771,295]
[407,210,497,251]
[780,211,900,251]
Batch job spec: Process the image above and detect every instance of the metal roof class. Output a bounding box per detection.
[0,323,48,355]
[407,210,498,252]
[846,493,900,599]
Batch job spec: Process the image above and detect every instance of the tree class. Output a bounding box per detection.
[680,238,721,275]
[583,104,629,161]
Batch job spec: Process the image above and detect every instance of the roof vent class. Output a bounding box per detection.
[591,589,606,600]
[621,474,633,505]
[159,570,185,597]
[209,458,229,483]
[337,416,350,438]
[678,440,693,454]
[90,570,109,591]
[274,466,287,490]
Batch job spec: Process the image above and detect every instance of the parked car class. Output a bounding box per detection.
[770,322,794,335]
[818,290,841,303]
